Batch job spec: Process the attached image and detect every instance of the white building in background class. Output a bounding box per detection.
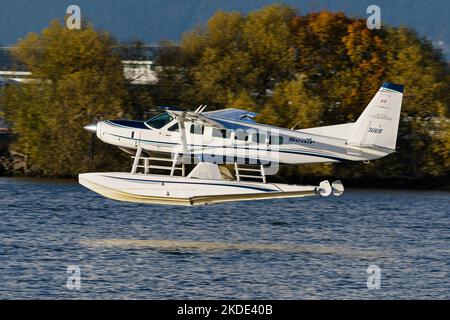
[0,71,31,83]
[0,61,158,85]
[121,60,158,85]
[0,75,11,86]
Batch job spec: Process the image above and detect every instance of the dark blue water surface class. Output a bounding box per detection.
[0,177,449,299]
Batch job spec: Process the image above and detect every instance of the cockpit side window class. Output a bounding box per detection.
[168,123,179,132]
[145,112,174,129]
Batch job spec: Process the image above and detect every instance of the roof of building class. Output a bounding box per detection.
[0,75,15,85]
[0,117,9,129]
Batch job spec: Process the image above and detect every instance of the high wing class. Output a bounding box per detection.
[203,108,258,123]
[158,106,224,128]
[159,106,258,127]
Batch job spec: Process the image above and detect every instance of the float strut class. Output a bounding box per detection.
[131,146,143,174]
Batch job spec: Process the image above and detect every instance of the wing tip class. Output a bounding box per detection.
[381,82,404,93]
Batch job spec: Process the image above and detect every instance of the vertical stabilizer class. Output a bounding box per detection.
[347,83,403,150]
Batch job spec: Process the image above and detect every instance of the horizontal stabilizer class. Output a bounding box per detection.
[299,123,355,140]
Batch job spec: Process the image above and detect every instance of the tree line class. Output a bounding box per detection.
[1,4,449,187]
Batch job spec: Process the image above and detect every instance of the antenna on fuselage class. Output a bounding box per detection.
[194,105,203,113]
[291,121,302,130]
[194,104,208,114]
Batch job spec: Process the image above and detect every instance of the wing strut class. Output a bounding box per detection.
[175,112,189,175]
[177,112,189,156]
[131,146,143,174]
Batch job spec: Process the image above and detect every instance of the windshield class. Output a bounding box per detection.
[145,112,174,129]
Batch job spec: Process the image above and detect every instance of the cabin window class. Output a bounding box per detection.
[168,123,179,132]
[234,130,246,141]
[145,112,174,129]
[212,128,231,139]
[251,133,266,144]
[190,124,204,135]
[269,136,284,145]
[259,134,266,144]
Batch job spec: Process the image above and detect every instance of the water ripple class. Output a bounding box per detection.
[0,177,449,299]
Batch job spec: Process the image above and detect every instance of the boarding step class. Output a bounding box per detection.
[239,174,265,179]
[130,147,185,176]
[145,156,175,162]
[234,162,267,183]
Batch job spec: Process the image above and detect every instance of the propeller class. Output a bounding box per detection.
[84,117,99,161]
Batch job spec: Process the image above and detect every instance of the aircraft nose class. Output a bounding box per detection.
[83,122,97,134]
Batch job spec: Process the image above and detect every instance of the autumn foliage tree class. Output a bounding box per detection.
[157,5,450,184]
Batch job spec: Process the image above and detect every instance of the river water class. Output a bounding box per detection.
[0,177,449,299]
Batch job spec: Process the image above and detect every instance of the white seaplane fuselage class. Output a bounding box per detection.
[79,83,403,205]
[97,119,381,165]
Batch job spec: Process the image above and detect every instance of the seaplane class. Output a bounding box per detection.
[79,82,403,206]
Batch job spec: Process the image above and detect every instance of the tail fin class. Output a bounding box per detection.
[347,83,403,150]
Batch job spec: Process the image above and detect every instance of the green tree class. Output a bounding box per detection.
[1,20,128,176]
[161,4,297,109]
[259,78,325,129]
[379,27,450,179]
[227,90,258,111]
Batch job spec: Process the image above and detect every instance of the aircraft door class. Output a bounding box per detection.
[131,129,141,148]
